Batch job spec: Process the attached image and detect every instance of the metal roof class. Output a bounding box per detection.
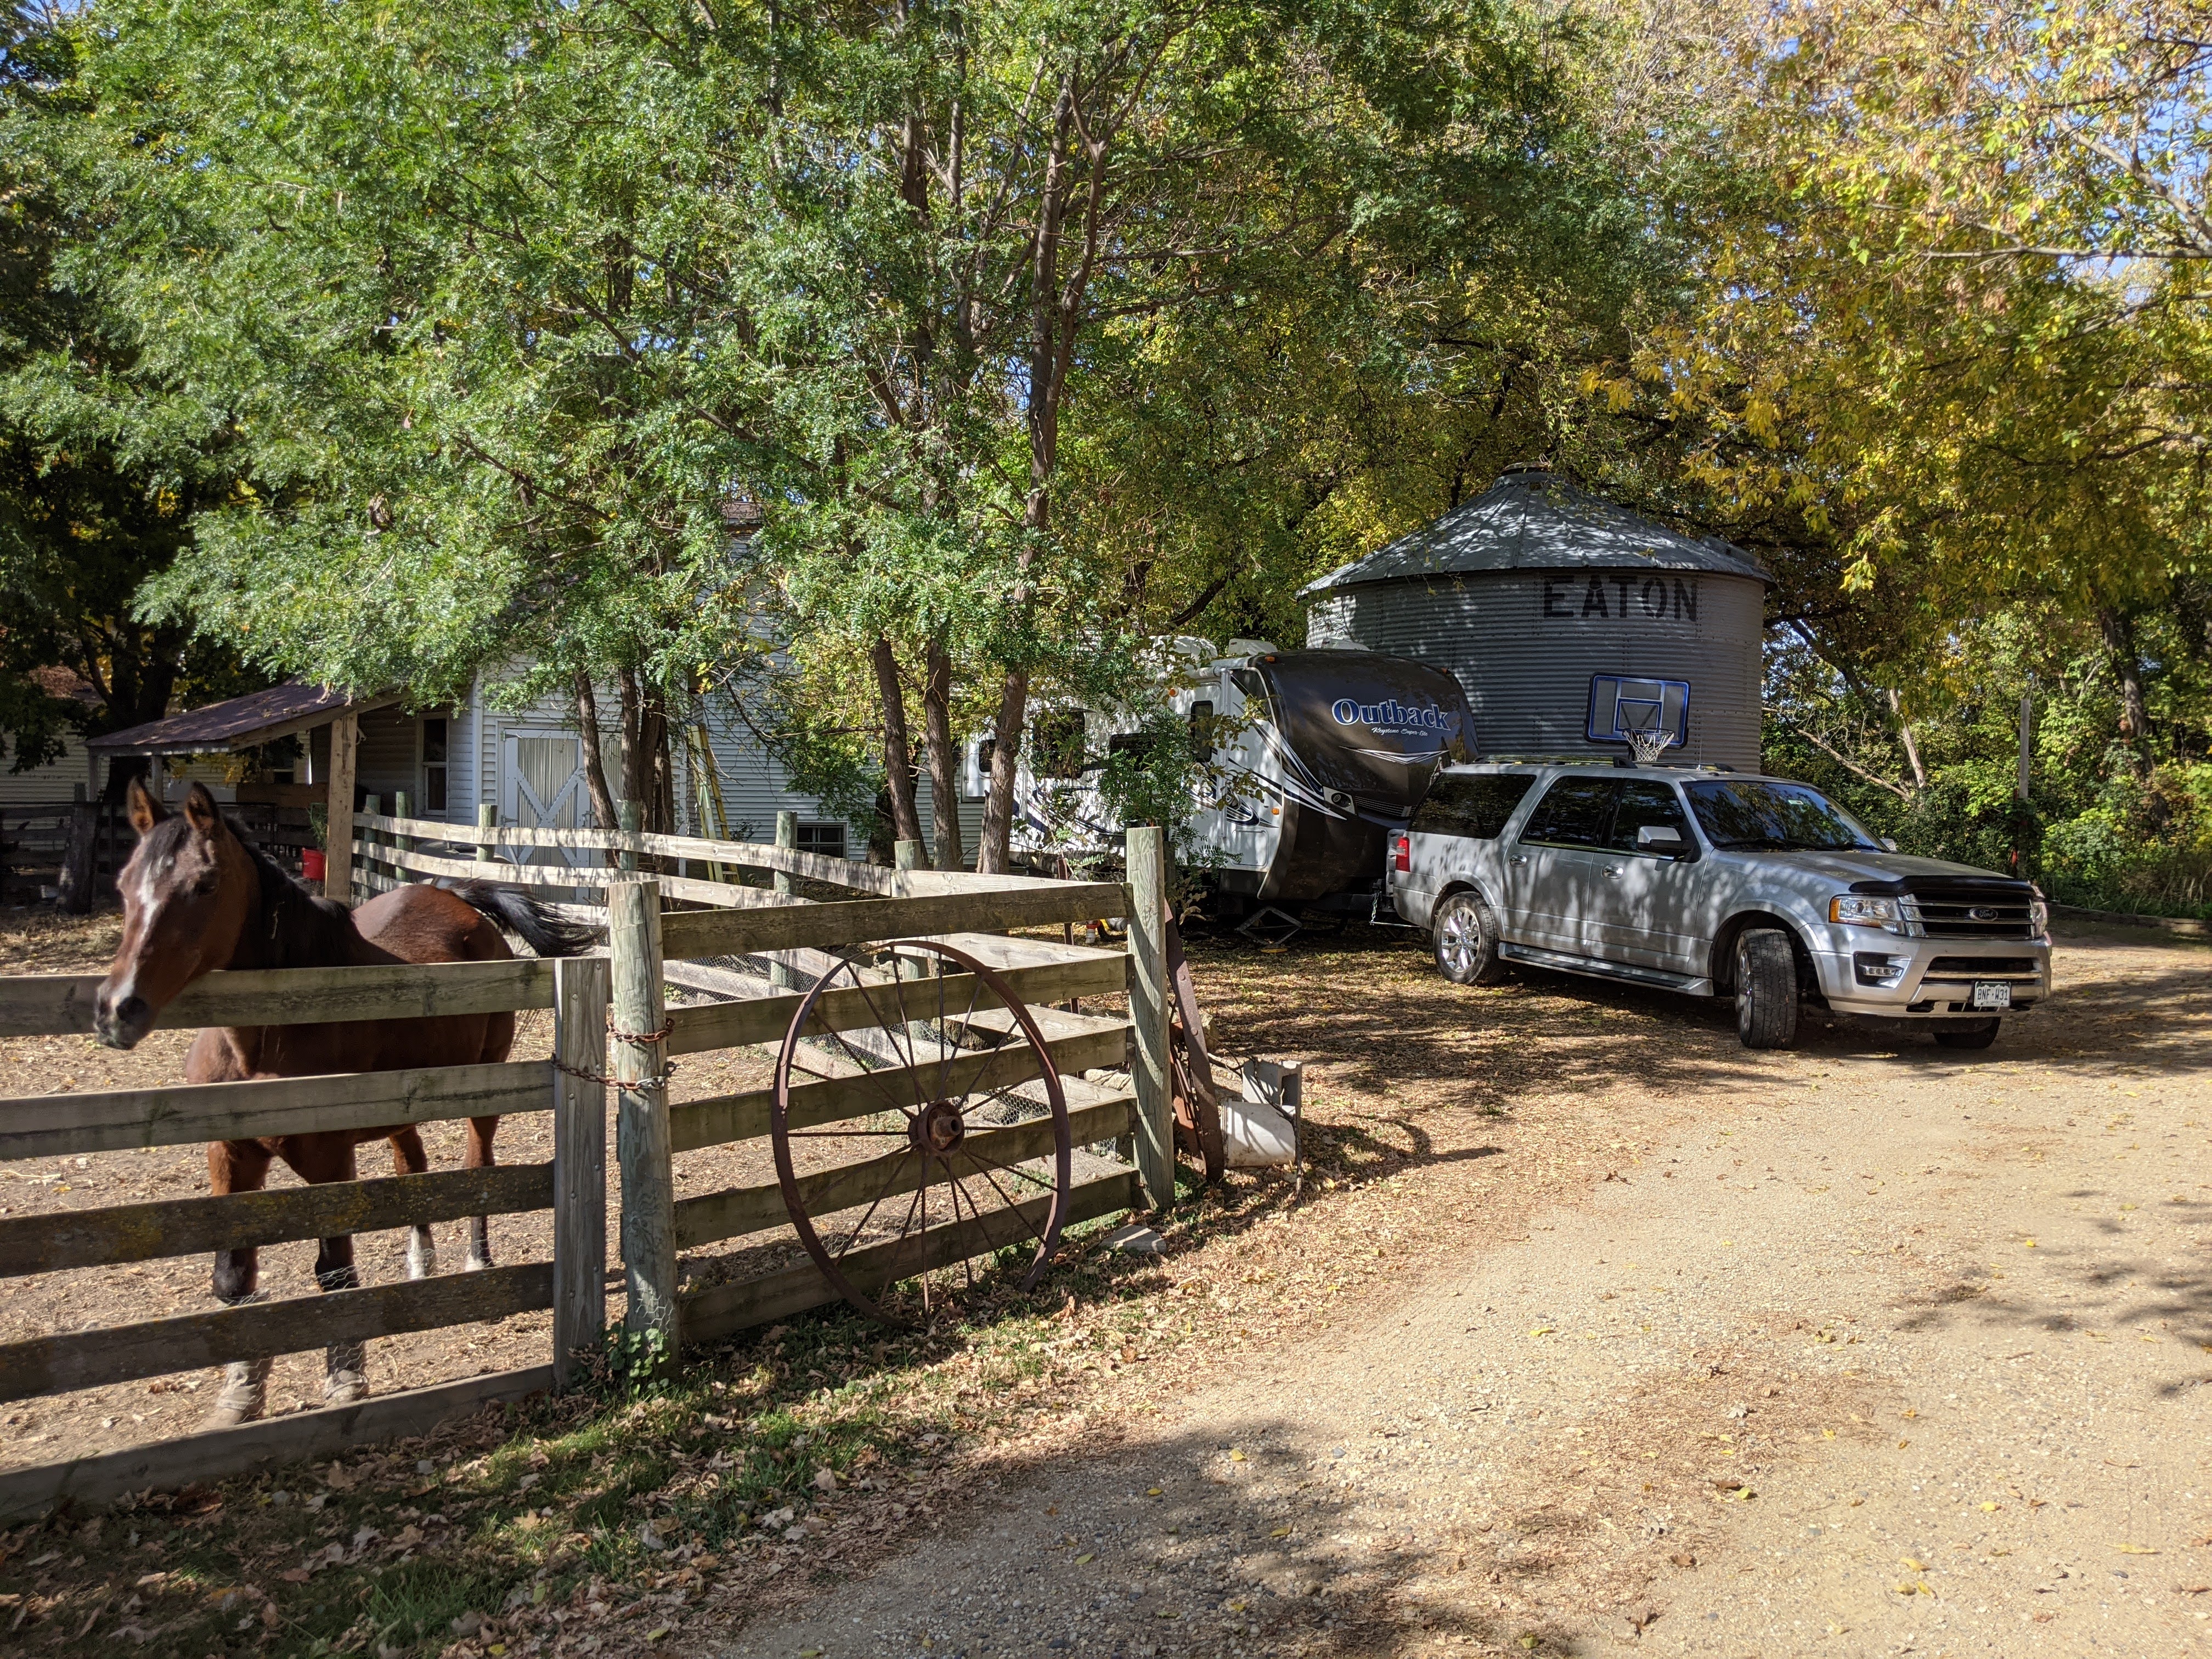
[1297,469,1769,597]
[88,681,399,756]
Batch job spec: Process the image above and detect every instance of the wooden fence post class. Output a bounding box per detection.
[1125,825,1174,1210]
[54,803,97,915]
[360,794,382,902]
[324,712,358,905]
[476,802,498,867]
[393,790,414,862]
[609,877,677,1362]
[551,955,611,1391]
[771,811,798,992]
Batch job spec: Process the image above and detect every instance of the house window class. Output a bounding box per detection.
[796,822,847,859]
[421,717,449,815]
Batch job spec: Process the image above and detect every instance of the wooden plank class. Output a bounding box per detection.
[611,878,678,1351]
[932,932,1127,973]
[0,1061,552,1163]
[658,882,1131,965]
[352,840,620,890]
[0,1263,553,1403]
[0,1165,553,1277]
[552,957,610,1391]
[325,712,357,904]
[0,1365,554,1524]
[1125,827,1173,1209]
[664,953,1131,1056]
[669,1020,1131,1154]
[680,1166,1138,1347]
[0,956,553,1041]
[672,1092,1136,1249]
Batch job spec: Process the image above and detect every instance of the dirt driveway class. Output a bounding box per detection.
[724,920,2212,1659]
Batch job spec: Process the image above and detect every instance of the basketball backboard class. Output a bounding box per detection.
[1587,674,1691,748]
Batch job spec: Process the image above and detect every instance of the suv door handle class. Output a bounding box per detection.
[1509,855,1527,866]
[1603,865,1621,877]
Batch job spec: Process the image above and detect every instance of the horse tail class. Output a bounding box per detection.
[439,880,600,959]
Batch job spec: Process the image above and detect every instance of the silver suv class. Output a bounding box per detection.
[1389,762,2051,1050]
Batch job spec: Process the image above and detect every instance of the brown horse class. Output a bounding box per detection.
[93,779,592,1427]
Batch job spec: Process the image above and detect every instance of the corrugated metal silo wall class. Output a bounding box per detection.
[1306,571,1767,768]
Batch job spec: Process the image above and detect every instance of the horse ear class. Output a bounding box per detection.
[126,776,168,836]
[182,782,224,839]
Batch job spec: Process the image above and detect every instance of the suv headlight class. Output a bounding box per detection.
[1830,895,1905,932]
[2029,885,2050,939]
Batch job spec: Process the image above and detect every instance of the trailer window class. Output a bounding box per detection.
[1411,774,1535,840]
[1030,712,1087,780]
[1188,700,1216,760]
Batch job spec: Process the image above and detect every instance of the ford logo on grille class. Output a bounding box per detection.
[1967,906,2001,921]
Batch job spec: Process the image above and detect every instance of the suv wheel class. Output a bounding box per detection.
[1734,928,1799,1049]
[1433,893,1506,986]
[1933,1020,2000,1051]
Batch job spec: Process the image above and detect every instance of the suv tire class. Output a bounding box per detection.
[1933,1020,2000,1051]
[1735,928,1799,1049]
[1433,893,1507,986]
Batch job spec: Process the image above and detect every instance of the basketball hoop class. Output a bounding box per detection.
[1623,718,1679,766]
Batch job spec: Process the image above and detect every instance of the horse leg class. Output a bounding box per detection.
[282,1137,370,1406]
[204,1139,275,1430]
[464,1116,499,1272]
[390,1127,437,1278]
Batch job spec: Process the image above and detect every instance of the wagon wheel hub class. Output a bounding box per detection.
[912,1098,967,1155]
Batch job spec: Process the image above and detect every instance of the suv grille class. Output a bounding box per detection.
[1906,891,2036,939]
[1924,956,2039,977]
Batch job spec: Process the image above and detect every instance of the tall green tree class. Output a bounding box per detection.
[0,1,261,793]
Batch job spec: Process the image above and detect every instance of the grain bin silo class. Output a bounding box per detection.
[1299,466,1770,769]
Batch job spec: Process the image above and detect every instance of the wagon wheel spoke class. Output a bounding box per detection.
[942,1170,978,1290]
[832,1150,916,1261]
[961,1153,1052,1252]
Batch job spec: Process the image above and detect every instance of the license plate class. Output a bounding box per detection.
[1972,981,2013,1011]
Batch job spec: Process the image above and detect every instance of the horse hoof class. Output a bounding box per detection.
[323,1372,369,1406]
[200,1401,261,1431]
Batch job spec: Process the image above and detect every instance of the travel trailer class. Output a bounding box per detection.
[978,640,1475,917]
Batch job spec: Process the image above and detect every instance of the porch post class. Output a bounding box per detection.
[323,712,358,904]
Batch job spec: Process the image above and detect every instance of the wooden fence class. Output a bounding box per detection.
[0,955,610,1521]
[0,815,1173,1519]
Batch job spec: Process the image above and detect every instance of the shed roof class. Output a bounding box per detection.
[1297,469,1769,598]
[88,682,399,757]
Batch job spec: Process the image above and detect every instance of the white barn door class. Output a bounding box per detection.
[500,729,590,868]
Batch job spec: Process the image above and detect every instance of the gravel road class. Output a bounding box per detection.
[718,922,2212,1659]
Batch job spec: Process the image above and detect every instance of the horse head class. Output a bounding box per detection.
[95,779,260,1049]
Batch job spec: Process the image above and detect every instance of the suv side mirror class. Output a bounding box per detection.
[1881,836,1899,852]
[1637,825,1685,853]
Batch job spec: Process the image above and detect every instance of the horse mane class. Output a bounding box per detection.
[232,821,362,970]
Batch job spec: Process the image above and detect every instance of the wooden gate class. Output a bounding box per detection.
[0,955,611,1521]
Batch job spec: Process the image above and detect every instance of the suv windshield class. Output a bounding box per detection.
[1683,779,1880,851]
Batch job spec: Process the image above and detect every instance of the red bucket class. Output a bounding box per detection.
[301,848,327,882]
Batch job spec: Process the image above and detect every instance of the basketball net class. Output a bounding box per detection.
[1623,716,1679,766]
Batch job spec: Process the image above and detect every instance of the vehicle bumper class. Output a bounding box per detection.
[1808,934,2051,1018]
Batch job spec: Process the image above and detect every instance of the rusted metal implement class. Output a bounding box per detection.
[1165,913,1226,1183]
[770,940,1075,1323]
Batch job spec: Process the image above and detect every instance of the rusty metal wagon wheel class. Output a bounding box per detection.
[770,939,1074,1324]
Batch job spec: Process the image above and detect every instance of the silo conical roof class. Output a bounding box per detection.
[1296,469,1769,598]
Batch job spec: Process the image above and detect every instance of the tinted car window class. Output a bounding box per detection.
[1684,779,1878,851]
[1607,781,1693,854]
[1520,777,1618,848]
[1411,774,1537,840]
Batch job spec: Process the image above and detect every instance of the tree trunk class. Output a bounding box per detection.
[872,638,924,848]
[922,638,964,871]
[2098,607,2153,769]
[574,673,620,833]
[976,668,1029,876]
[1884,690,1928,790]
